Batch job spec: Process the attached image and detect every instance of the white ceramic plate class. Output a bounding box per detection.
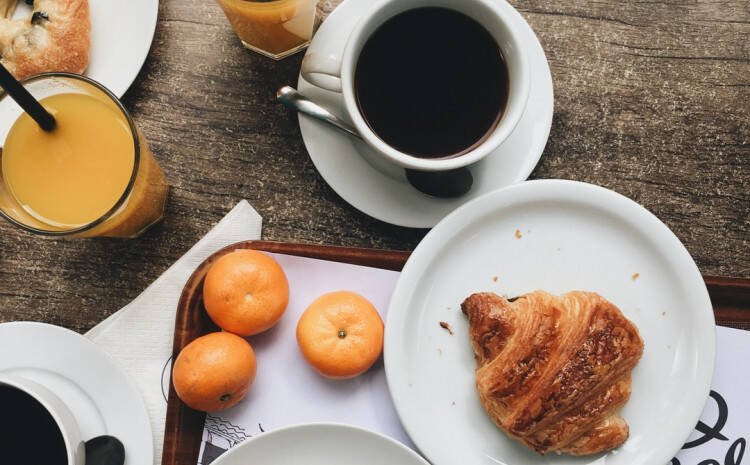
[384,180,715,465]
[212,423,430,465]
[0,322,154,465]
[297,0,553,228]
[13,0,158,97]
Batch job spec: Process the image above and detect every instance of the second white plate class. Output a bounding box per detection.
[212,423,429,465]
[384,180,715,465]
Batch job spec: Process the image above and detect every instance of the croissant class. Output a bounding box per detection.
[460,290,643,455]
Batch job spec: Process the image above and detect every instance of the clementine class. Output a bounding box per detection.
[296,291,384,379]
[172,331,257,412]
[203,249,289,336]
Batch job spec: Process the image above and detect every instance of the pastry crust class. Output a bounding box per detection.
[0,0,18,19]
[461,290,644,455]
[0,0,90,79]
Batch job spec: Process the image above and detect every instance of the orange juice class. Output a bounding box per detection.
[2,93,134,228]
[87,128,167,238]
[215,0,318,59]
[0,75,168,237]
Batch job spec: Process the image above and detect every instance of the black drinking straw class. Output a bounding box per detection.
[0,63,56,132]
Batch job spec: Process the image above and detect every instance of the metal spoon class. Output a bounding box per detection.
[276,86,473,198]
[85,435,125,465]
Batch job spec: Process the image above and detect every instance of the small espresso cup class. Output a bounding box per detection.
[0,373,122,465]
[301,0,529,172]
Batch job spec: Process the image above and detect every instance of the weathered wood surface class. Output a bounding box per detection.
[0,0,747,333]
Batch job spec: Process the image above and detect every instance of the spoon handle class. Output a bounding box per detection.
[276,86,361,140]
[276,85,473,198]
[85,435,125,465]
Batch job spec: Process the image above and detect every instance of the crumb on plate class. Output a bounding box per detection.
[632,273,640,280]
[515,229,523,239]
[439,321,454,335]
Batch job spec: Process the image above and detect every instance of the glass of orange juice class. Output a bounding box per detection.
[0,73,168,238]
[215,0,319,59]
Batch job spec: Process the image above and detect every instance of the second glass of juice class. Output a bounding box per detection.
[0,73,168,238]
[215,0,319,59]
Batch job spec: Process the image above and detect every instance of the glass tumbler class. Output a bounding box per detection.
[0,73,168,238]
[215,0,319,59]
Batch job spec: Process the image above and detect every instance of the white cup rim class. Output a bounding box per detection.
[339,0,530,171]
[0,374,81,464]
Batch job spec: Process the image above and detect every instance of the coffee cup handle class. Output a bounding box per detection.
[301,53,343,93]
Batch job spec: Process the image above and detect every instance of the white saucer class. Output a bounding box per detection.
[297,0,553,228]
[384,180,715,465]
[0,322,154,465]
[212,422,429,465]
[13,0,158,97]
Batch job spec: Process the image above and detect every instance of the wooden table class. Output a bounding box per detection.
[0,0,747,333]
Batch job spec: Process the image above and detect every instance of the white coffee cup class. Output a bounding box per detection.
[0,373,86,464]
[0,373,124,465]
[301,0,529,172]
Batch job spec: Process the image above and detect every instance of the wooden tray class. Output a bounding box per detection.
[162,241,750,465]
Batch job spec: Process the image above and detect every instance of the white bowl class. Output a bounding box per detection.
[211,422,429,465]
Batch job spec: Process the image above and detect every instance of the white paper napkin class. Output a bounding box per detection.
[85,200,263,465]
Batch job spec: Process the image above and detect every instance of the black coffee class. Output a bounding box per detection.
[0,385,68,465]
[354,7,508,159]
